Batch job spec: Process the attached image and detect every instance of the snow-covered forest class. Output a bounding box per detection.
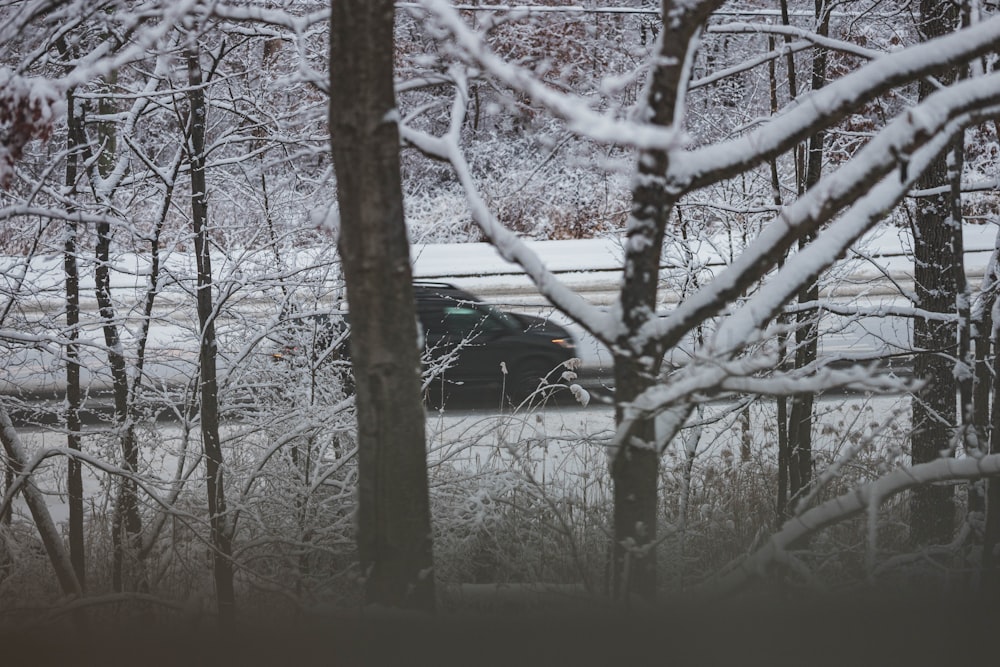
[2,0,1000,657]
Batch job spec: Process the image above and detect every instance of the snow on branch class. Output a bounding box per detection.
[689,40,813,91]
[672,15,1000,192]
[415,0,684,151]
[209,1,330,32]
[708,22,882,60]
[0,404,82,598]
[648,74,1000,356]
[399,65,617,343]
[612,355,907,455]
[1,0,204,185]
[59,0,202,92]
[708,108,999,358]
[702,452,1000,597]
[787,299,957,323]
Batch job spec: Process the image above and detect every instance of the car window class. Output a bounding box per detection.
[480,304,518,329]
[443,306,508,337]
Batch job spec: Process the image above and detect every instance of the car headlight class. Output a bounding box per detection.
[551,338,575,349]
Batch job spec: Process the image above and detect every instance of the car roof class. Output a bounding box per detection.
[412,281,481,304]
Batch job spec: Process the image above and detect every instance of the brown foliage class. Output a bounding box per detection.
[0,74,60,188]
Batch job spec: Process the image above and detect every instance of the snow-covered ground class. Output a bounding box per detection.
[13,391,909,528]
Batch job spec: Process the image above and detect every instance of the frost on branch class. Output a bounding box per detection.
[0,70,63,188]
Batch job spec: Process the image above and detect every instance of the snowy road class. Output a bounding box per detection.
[11,391,910,528]
[3,227,995,399]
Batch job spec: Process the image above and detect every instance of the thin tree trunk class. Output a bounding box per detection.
[787,0,830,513]
[0,405,85,626]
[768,32,789,519]
[329,0,436,611]
[64,87,85,587]
[186,42,236,628]
[610,0,724,605]
[87,70,144,591]
[910,0,961,547]
[982,122,1000,591]
[948,13,979,522]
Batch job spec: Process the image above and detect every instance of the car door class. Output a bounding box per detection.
[418,300,519,385]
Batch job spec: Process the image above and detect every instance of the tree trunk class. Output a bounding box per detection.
[981,206,1000,589]
[64,87,85,587]
[610,0,724,605]
[909,0,961,547]
[0,406,85,625]
[787,2,830,511]
[768,30,790,520]
[186,43,236,628]
[90,73,144,591]
[329,0,436,612]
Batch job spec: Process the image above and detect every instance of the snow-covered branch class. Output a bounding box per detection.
[399,66,618,343]
[0,404,82,599]
[707,22,882,60]
[210,1,329,32]
[703,452,1000,597]
[786,299,957,323]
[612,355,908,454]
[689,40,813,91]
[707,112,991,358]
[672,15,1000,192]
[648,75,1000,356]
[414,0,684,151]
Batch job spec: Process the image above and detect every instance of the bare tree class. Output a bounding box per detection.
[185,35,236,627]
[329,0,436,611]
[62,84,85,587]
[0,405,84,625]
[406,0,1000,603]
[909,0,964,547]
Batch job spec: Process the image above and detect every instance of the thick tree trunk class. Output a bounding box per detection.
[329,0,436,611]
[186,44,236,628]
[909,0,961,547]
[983,168,1000,588]
[612,356,661,603]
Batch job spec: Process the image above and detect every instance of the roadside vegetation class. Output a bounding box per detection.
[2,0,1000,642]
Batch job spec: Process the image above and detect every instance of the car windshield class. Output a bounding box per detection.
[442,304,516,336]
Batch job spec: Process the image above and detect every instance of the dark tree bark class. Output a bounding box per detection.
[1,406,84,628]
[768,33,790,520]
[64,87,85,587]
[329,0,436,611]
[186,42,236,628]
[909,0,962,547]
[610,0,724,605]
[787,1,830,512]
[88,71,144,592]
[982,122,1000,592]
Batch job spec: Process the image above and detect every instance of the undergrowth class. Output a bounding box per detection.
[0,391,984,628]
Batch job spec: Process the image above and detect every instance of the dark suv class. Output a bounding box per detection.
[272,281,578,404]
[413,281,577,403]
